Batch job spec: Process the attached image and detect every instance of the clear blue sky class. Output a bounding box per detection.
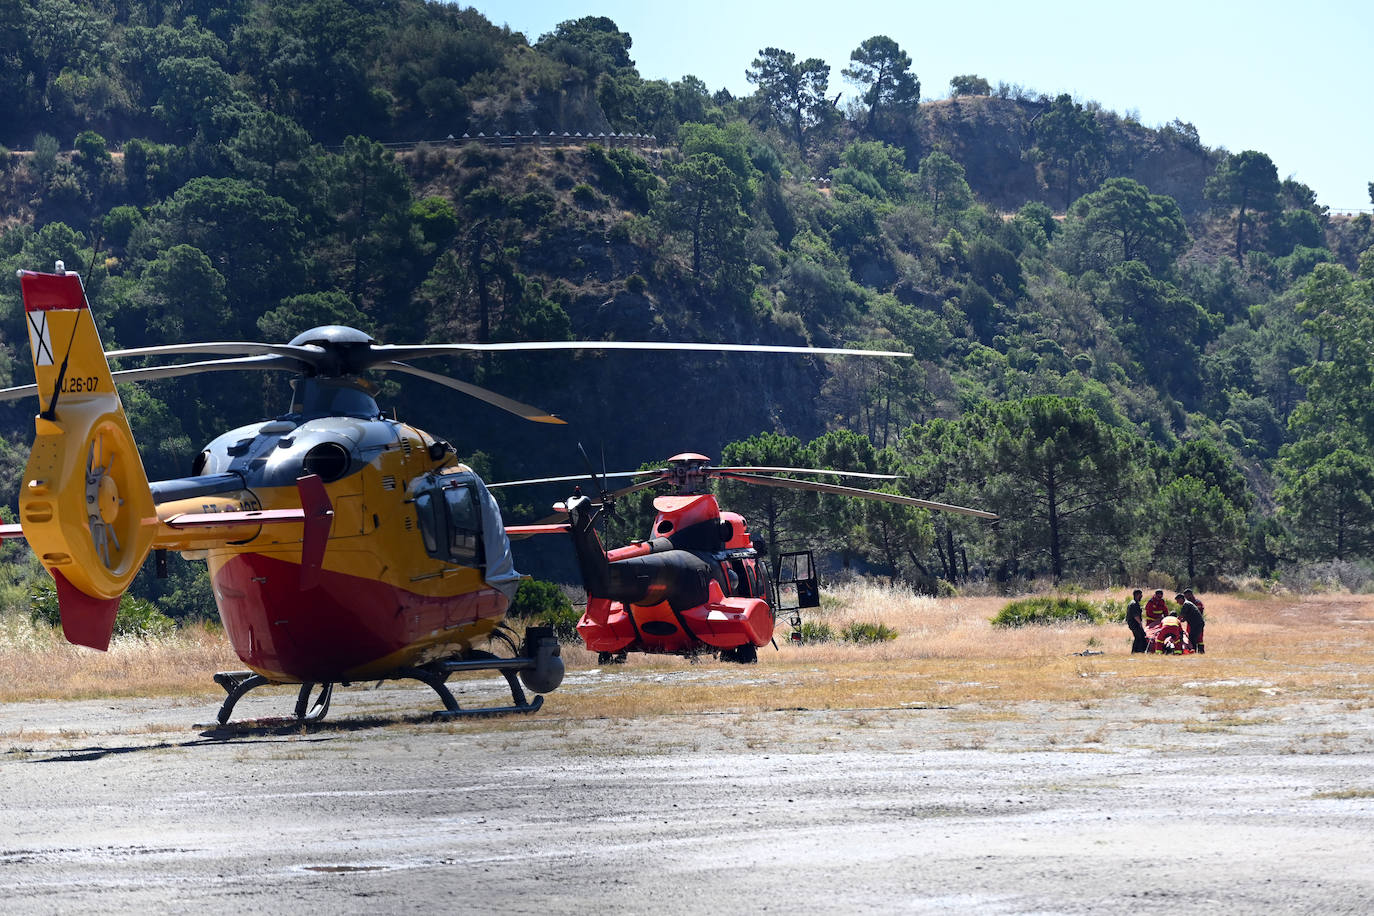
[465,0,1373,211]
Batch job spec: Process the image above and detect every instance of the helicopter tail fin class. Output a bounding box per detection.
[16,268,157,650]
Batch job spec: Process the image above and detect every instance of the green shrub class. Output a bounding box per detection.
[840,621,899,643]
[507,579,581,643]
[571,183,603,209]
[29,579,176,639]
[32,132,59,175]
[103,205,144,249]
[73,130,109,170]
[110,596,177,639]
[1099,599,1128,622]
[409,195,458,244]
[540,602,583,643]
[583,144,657,209]
[991,596,1101,628]
[794,620,835,643]
[507,578,566,619]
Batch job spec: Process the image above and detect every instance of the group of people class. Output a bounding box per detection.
[1125,588,1205,654]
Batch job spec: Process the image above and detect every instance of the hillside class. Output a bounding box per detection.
[3,0,1374,597]
[918,96,1220,217]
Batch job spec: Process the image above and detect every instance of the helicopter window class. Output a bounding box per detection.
[413,492,441,555]
[443,485,480,562]
[412,479,484,567]
[726,558,761,598]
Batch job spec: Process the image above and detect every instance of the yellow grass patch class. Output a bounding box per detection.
[532,584,1374,719]
[0,616,237,701]
[4,584,1374,720]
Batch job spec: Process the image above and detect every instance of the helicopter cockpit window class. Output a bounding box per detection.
[412,475,484,567]
[443,484,480,561]
[414,492,441,555]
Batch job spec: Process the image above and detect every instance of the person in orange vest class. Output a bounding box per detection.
[1177,590,1205,654]
[1144,588,1169,637]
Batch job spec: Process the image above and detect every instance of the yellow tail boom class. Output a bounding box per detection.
[16,268,157,650]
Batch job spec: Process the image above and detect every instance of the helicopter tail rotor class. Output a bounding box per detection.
[16,268,158,650]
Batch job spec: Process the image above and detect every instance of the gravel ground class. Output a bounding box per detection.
[3,667,1373,915]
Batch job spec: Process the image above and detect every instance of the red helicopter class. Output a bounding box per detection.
[0,265,911,722]
[496,453,996,663]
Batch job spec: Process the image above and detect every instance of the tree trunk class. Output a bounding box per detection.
[945,526,958,583]
[1047,468,1063,581]
[691,196,704,277]
[1234,186,1251,263]
[1187,522,1196,579]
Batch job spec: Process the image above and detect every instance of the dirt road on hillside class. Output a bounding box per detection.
[3,670,1373,915]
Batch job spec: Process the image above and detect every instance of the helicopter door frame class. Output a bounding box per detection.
[773,549,819,641]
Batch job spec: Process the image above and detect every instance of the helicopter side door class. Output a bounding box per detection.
[411,473,485,568]
[774,550,819,640]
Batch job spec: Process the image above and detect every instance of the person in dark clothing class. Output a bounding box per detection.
[1183,588,1205,625]
[1126,588,1148,653]
[1176,591,1205,653]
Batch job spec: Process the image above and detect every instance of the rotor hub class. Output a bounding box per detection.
[665,453,713,494]
[287,326,378,377]
[96,473,120,524]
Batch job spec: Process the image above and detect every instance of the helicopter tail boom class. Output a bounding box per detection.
[16,269,159,650]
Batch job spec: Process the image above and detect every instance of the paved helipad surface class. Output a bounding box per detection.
[3,674,1372,915]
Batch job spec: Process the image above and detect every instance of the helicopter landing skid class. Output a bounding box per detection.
[401,654,544,718]
[210,627,563,724]
[212,672,334,725]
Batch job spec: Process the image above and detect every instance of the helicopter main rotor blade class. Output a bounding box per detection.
[106,342,325,363]
[109,354,313,382]
[488,469,657,489]
[507,474,671,536]
[489,464,893,489]
[602,476,671,501]
[0,354,307,402]
[718,471,997,519]
[712,465,899,481]
[369,340,912,364]
[381,361,565,425]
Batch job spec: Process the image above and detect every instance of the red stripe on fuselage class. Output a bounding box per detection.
[213,552,507,682]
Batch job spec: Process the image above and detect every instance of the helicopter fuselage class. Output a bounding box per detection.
[566,492,775,656]
[167,381,520,683]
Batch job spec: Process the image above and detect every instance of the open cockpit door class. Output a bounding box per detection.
[773,550,819,641]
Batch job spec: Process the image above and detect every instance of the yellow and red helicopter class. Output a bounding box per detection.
[0,265,914,723]
[494,452,996,663]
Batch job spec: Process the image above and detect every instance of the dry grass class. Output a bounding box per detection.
[537,583,1374,719]
[5,583,1374,721]
[0,616,237,701]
